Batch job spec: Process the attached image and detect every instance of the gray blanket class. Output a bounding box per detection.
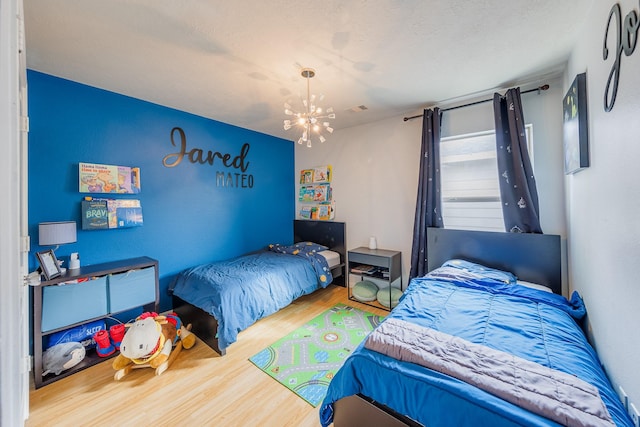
[364,318,615,427]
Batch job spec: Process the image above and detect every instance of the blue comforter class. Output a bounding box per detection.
[320,260,632,427]
[171,249,330,353]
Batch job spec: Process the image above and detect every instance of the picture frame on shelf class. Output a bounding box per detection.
[563,72,589,174]
[36,249,62,281]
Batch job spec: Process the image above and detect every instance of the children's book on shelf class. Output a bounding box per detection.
[299,165,332,184]
[81,199,109,230]
[317,204,331,220]
[313,165,331,183]
[300,169,314,184]
[298,201,334,220]
[299,183,331,203]
[299,186,315,202]
[79,162,141,194]
[299,205,315,219]
[81,198,143,230]
[313,183,330,202]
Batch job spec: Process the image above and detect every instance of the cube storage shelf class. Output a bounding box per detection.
[348,247,402,311]
[33,256,159,388]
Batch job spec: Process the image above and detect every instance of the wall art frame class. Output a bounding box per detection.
[563,72,590,174]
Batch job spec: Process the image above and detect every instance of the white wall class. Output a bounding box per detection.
[295,76,567,290]
[565,0,640,407]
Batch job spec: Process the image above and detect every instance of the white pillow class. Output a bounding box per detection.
[516,280,553,293]
[318,250,340,268]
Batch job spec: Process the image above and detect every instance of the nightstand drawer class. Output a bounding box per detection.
[42,277,108,332]
[349,252,391,268]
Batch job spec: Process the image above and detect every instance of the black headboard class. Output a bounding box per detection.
[294,220,346,286]
[294,219,346,261]
[427,227,562,294]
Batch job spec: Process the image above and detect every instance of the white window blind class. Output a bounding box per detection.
[440,125,533,232]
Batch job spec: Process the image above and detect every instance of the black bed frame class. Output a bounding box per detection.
[426,227,562,294]
[293,219,347,286]
[172,220,347,356]
[332,227,562,427]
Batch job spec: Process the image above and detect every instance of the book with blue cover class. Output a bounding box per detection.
[81,199,109,230]
[116,206,143,228]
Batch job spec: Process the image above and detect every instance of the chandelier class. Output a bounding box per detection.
[284,68,335,147]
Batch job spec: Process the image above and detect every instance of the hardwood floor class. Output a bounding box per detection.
[26,285,388,427]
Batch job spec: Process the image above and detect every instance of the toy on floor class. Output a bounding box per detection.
[42,342,86,376]
[112,312,195,379]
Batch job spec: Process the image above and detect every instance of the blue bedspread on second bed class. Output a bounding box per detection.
[171,250,329,352]
[320,260,632,427]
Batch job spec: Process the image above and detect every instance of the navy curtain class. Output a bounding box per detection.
[493,88,542,233]
[410,108,443,279]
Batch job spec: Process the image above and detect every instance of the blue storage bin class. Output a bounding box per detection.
[108,267,156,313]
[41,277,108,332]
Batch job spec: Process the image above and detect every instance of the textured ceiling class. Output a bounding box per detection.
[24,1,591,141]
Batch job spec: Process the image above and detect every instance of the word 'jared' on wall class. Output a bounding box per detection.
[162,127,254,188]
[603,2,640,112]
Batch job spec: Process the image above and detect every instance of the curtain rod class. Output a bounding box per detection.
[403,84,550,122]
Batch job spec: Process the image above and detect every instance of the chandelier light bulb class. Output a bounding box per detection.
[282,67,335,148]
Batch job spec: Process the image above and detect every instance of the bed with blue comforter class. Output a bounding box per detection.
[171,242,334,355]
[320,259,632,426]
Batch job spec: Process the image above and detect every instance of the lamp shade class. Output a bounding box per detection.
[38,221,77,246]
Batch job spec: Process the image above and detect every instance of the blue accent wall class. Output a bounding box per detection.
[27,70,294,312]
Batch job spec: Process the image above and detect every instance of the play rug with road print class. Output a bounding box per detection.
[249,303,385,406]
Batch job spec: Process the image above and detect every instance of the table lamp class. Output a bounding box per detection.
[38,221,77,255]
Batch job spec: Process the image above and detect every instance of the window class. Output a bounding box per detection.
[440,125,533,232]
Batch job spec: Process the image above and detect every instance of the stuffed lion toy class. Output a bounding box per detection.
[112,312,195,379]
